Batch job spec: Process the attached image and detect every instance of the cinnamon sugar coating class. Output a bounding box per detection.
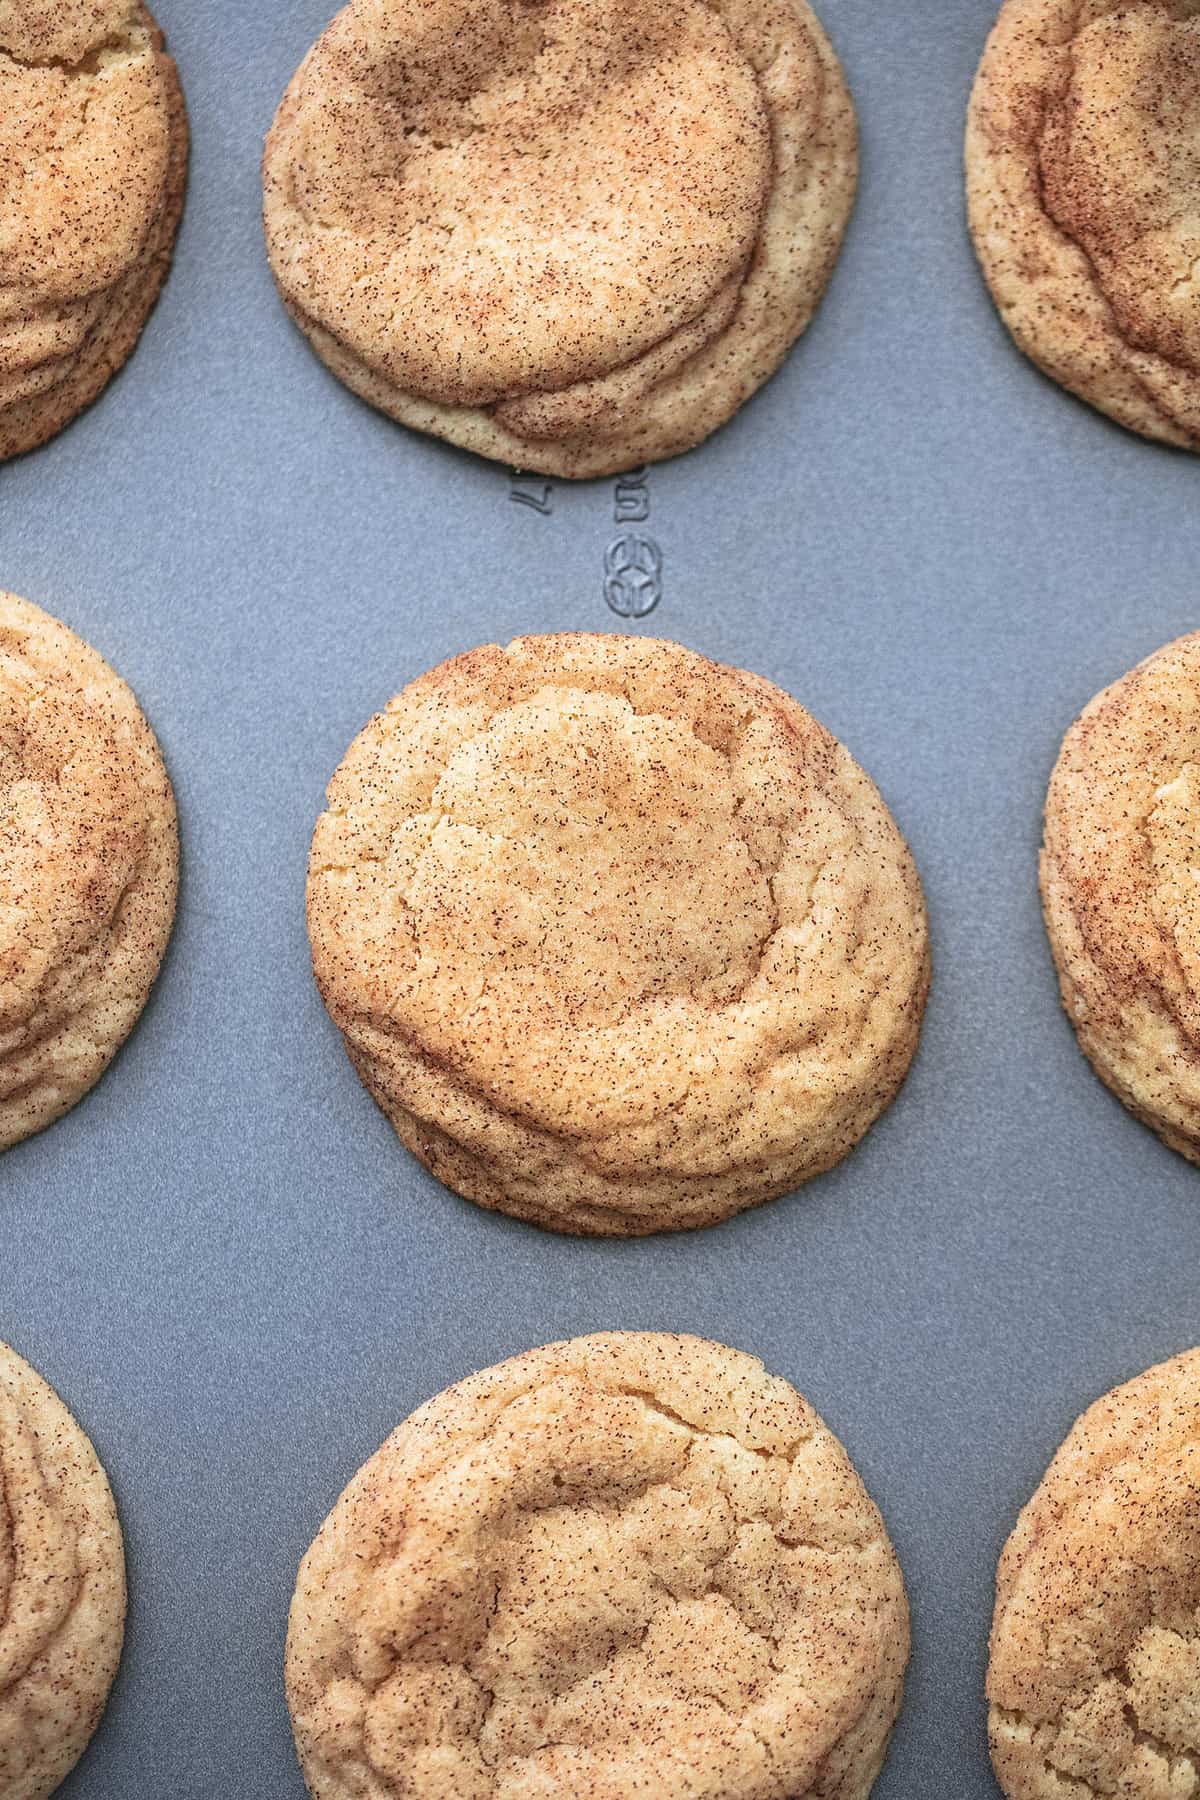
[0,0,187,460]
[989,1348,1200,1798]
[287,1333,910,1799]
[1042,632,1200,1161]
[263,0,857,477]
[0,1340,125,1800]
[0,593,178,1150]
[307,634,929,1236]
[968,0,1200,448]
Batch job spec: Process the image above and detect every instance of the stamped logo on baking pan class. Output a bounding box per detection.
[603,533,661,618]
[508,465,665,619]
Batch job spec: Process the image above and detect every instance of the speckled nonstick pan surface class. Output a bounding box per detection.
[2,3,1197,1795]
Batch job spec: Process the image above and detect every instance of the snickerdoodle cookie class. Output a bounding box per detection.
[989,1347,1200,1797]
[287,1332,910,1800]
[0,593,178,1150]
[0,1340,125,1800]
[262,0,857,478]
[0,0,187,461]
[1042,631,1200,1161]
[307,634,929,1235]
[967,0,1200,449]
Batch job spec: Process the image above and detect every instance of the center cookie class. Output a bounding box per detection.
[263,0,857,477]
[307,634,929,1235]
[968,0,1200,448]
[0,592,178,1150]
[989,1348,1200,1798]
[0,1340,126,1800]
[286,1332,911,1800]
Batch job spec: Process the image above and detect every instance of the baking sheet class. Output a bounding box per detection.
[3,2,1198,1793]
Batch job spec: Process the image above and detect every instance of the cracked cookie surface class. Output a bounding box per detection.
[0,1339,125,1800]
[0,592,178,1150]
[989,1347,1200,1799]
[306,634,929,1236]
[1042,631,1200,1162]
[0,0,187,461]
[262,0,857,478]
[967,0,1200,448]
[286,1332,910,1800]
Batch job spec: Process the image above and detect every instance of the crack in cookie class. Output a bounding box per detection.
[0,1341,125,1800]
[263,0,857,477]
[967,0,1200,447]
[306,634,929,1235]
[286,1333,910,1800]
[0,592,178,1151]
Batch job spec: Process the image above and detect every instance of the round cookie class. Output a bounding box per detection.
[262,0,857,478]
[988,1347,1200,1797]
[1042,631,1200,1161]
[0,1340,126,1800]
[307,633,929,1236]
[0,0,188,462]
[287,1332,910,1800]
[0,592,178,1150]
[967,0,1200,450]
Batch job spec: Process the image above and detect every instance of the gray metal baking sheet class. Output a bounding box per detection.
[2,1,1198,1794]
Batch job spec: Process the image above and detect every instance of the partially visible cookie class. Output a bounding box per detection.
[989,1348,1200,1797]
[287,1332,910,1800]
[263,0,857,478]
[0,593,178,1150]
[307,633,929,1235]
[1042,631,1200,1161]
[0,1340,126,1800]
[0,1,188,461]
[967,0,1200,449]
